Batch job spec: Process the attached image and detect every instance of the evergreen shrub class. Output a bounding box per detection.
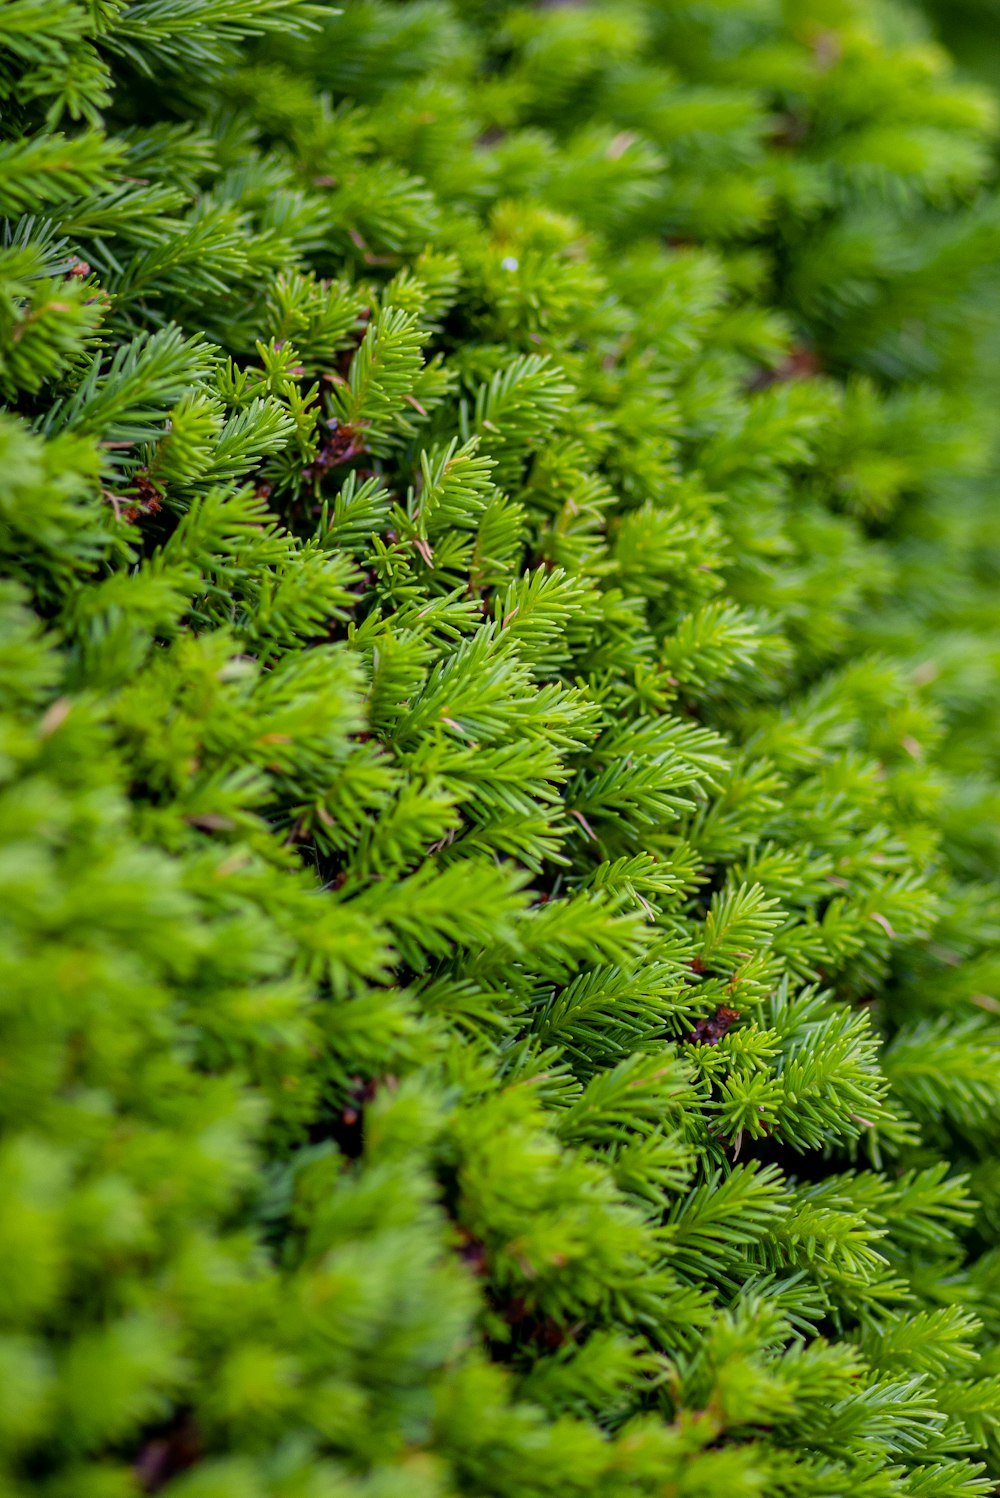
[921,0,1000,85]
[2,1,1000,1494]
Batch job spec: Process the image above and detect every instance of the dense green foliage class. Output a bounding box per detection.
[2,1,1000,1494]
[921,0,1000,85]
